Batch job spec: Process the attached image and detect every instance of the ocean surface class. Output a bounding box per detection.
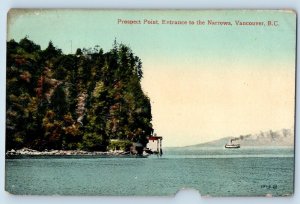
[5,146,294,196]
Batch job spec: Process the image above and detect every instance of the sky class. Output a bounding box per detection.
[7,10,296,147]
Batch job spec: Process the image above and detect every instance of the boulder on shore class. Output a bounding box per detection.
[5,148,131,156]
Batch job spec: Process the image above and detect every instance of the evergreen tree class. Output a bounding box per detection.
[6,37,153,151]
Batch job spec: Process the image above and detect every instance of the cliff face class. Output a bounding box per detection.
[6,38,153,151]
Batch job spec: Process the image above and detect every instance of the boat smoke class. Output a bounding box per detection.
[231,134,252,143]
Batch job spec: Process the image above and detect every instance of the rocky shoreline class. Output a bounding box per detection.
[6,147,133,157]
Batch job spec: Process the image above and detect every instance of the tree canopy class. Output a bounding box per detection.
[6,37,153,151]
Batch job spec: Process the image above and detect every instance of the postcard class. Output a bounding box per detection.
[5,9,296,196]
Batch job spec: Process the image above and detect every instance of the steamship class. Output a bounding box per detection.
[225,139,240,148]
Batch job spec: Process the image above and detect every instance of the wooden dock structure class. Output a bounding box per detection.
[147,135,163,156]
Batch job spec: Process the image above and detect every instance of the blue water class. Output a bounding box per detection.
[5,147,294,196]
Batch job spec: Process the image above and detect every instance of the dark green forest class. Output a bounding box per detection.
[6,38,153,151]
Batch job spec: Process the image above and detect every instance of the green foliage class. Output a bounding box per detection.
[108,140,132,151]
[6,37,153,151]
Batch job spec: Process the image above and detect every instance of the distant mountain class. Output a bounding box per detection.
[183,137,232,148]
[168,128,294,149]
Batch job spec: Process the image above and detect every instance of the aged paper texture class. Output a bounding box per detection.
[5,10,296,196]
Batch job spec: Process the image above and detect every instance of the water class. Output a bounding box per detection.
[5,147,294,196]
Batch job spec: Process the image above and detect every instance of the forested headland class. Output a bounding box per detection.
[6,38,153,152]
